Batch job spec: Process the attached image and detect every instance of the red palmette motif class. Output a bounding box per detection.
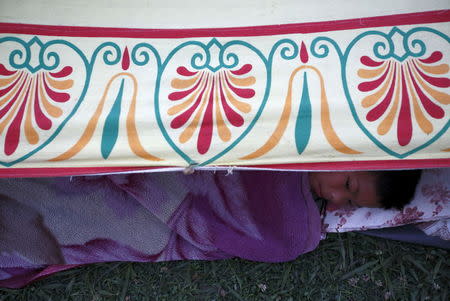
[0,64,73,155]
[357,52,450,146]
[168,64,255,154]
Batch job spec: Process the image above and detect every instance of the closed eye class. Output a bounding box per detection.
[345,177,350,190]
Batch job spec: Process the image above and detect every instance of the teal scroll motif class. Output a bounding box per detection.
[0,37,128,166]
[311,27,450,158]
[155,38,299,166]
[0,37,88,166]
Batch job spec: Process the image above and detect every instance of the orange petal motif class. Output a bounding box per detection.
[168,64,255,154]
[357,52,449,146]
[0,64,73,155]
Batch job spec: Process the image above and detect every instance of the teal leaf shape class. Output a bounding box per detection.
[101,79,125,159]
[295,73,312,154]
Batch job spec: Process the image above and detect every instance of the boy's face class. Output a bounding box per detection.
[308,171,381,209]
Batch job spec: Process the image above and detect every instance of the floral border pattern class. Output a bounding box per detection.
[0,21,449,168]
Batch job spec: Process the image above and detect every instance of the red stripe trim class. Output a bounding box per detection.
[0,10,448,38]
[1,159,449,177]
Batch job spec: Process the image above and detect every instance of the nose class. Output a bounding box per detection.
[327,189,350,206]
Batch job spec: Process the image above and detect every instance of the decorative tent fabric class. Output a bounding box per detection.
[0,10,449,175]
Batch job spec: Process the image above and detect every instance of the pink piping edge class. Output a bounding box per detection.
[0,10,448,38]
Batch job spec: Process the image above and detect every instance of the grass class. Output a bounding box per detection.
[0,232,448,300]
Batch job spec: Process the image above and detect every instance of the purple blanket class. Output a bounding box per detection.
[0,171,320,288]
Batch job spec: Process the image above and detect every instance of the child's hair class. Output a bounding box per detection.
[375,169,422,210]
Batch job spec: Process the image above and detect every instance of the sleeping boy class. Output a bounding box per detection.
[309,169,422,211]
[0,169,423,288]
